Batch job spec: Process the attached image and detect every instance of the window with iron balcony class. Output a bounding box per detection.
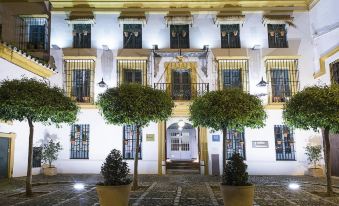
[170,25,190,49]
[123,24,142,49]
[117,59,148,85]
[266,59,299,104]
[267,24,288,48]
[16,16,49,60]
[330,60,339,84]
[220,24,241,48]
[218,59,249,92]
[64,59,95,104]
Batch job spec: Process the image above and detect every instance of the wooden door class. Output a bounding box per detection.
[0,138,10,179]
[330,134,339,177]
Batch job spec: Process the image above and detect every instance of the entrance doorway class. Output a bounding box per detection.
[166,122,197,161]
[330,134,339,177]
[0,137,10,179]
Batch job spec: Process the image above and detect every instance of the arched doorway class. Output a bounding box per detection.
[166,122,197,161]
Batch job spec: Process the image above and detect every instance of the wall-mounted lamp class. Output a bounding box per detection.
[256,77,268,87]
[98,77,107,88]
[203,45,209,51]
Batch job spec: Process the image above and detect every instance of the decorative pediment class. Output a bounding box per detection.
[65,11,95,25]
[262,15,294,26]
[118,11,147,25]
[164,12,193,26]
[214,15,245,26]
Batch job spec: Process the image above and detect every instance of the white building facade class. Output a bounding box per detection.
[0,0,338,178]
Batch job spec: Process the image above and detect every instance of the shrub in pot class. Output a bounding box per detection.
[96,149,132,206]
[305,145,324,177]
[220,153,254,206]
[41,139,62,176]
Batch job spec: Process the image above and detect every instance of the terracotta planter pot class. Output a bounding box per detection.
[308,168,324,177]
[220,184,254,206]
[96,184,131,206]
[43,167,57,176]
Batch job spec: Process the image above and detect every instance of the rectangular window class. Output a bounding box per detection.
[221,24,240,48]
[0,24,2,40]
[274,125,296,161]
[32,147,42,168]
[225,130,246,160]
[330,61,339,84]
[117,59,147,85]
[268,24,288,48]
[64,59,95,103]
[70,124,89,159]
[170,25,189,49]
[73,24,91,48]
[16,17,49,51]
[123,24,142,49]
[218,59,249,92]
[123,125,142,159]
[266,59,299,104]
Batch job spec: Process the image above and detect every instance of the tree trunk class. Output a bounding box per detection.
[323,127,333,196]
[26,118,34,196]
[132,125,140,190]
[222,128,227,171]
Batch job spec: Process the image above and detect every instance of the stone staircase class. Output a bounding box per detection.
[166,160,200,174]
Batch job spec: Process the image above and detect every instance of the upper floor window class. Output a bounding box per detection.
[218,59,249,92]
[221,24,240,48]
[330,61,339,84]
[170,25,189,49]
[268,24,288,48]
[70,124,89,159]
[225,129,245,160]
[266,59,299,104]
[123,125,142,159]
[16,17,49,51]
[64,59,95,103]
[274,125,295,161]
[117,59,147,85]
[73,24,91,48]
[123,24,142,48]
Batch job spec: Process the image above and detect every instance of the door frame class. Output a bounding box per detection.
[0,132,16,178]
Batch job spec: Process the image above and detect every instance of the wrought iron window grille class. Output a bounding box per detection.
[70,124,89,159]
[218,59,249,92]
[220,24,241,48]
[123,24,142,48]
[170,25,190,49]
[330,61,339,84]
[225,129,246,160]
[33,147,42,168]
[123,125,142,159]
[73,24,91,48]
[117,59,148,85]
[274,125,296,161]
[268,24,288,48]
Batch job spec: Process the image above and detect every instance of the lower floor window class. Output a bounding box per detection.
[274,125,296,161]
[123,125,142,159]
[225,129,245,160]
[33,147,42,168]
[70,124,89,159]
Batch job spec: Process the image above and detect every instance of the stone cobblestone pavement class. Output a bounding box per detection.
[0,174,338,206]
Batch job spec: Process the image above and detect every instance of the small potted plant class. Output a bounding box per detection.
[41,139,62,176]
[220,153,254,206]
[305,145,324,177]
[96,149,132,206]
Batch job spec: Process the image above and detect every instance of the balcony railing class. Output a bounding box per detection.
[154,83,209,100]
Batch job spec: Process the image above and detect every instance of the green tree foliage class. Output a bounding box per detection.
[305,145,322,169]
[0,78,79,196]
[99,149,132,186]
[41,139,62,168]
[97,83,174,190]
[222,153,250,186]
[283,84,339,196]
[190,88,266,168]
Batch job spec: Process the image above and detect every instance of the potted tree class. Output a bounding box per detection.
[190,88,266,206]
[0,78,79,196]
[283,84,339,196]
[97,83,173,190]
[41,139,62,176]
[96,149,132,206]
[305,145,323,177]
[221,153,253,206]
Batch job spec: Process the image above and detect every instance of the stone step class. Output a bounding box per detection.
[166,169,200,175]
